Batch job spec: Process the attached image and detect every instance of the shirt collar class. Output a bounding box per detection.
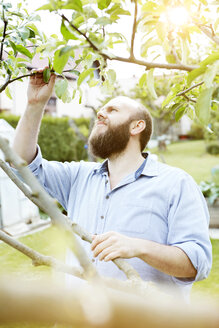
[93,152,159,177]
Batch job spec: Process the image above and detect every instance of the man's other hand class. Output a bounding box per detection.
[91,231,137,262]
[27,68,56,106]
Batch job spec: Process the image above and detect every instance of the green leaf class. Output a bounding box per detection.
[77,68,94,86]
[9,40,17,55]
[162,84,182,108]
[43,68,51,83]
[36,4,53,11]
[61,20,77,40]
[59,45,74,57]
[95,17,112,26]
[55,79,68,99]
[142,1,159,13]
[201,52,219,67]
[27,27,35,38]
[204,61,219,88]
[175,106,186,122]
[5,86,12,99]
[106,4,130,16]
[88,79,99,87]
[195,87,213,124]
[187,66,206,85]
[98,0,111,10]
[16,45,33,59]
[17,26,30,40]
[147,69,157,99]
[139,73,147,88]
[53,49,71,74]
[188,53,219,85]
[107,69,116,84]
[156,22,166,42]
[62,0,83,11]
[61,88,71,103]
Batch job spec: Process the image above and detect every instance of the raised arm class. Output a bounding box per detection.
[13,69,56,164]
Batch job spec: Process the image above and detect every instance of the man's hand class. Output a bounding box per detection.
[91,231,137,262]
[27,68,56,107]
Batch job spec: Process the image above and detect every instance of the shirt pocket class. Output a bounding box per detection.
[114,200,152,235]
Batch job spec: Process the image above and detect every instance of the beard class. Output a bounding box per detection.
[88,119,132,159]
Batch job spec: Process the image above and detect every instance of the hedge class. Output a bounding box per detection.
[0,113,90,162]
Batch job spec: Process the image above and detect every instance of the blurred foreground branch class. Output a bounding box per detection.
[0,278,219,328]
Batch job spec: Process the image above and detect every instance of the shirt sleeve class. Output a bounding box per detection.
[27,145,81,210]
[167,172,212,283]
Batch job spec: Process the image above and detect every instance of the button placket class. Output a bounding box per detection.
[96,174,110,235]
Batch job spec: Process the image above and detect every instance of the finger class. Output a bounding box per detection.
[104,251,120,262]
[92,239,113,257]
[91,233,109,251]
[98,246,115,261]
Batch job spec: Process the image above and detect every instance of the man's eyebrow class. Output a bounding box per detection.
[106,106,119,111]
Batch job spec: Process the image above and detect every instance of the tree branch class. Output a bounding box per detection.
[0,229,84,278]
[71,223,141,281]
[0,17,8,61]
[110,56,197,71]
[0,141,141,281]
[0,136,98,281]
[130,0,138,59]
[0,69,79,93]
[0,278,219,328]
[60,13,197,72]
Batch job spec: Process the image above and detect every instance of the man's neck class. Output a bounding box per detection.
[107,148,145,190]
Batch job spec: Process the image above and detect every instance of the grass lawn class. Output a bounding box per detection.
[150,140,219,183]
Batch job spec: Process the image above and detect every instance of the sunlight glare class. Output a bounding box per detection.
[167,7,190,26]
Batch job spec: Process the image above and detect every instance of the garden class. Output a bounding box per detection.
[0,0,219,327]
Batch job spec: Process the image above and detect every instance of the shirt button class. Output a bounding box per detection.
[106,195,109,199]
[105,180,108,184]
[100,215,104,219]
[92,258,95,263]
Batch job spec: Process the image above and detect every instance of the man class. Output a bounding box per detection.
[13,70,212,299]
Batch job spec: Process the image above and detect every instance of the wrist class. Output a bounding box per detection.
[26,101,46,112]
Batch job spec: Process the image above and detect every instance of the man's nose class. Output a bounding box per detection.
[97,109,107,120]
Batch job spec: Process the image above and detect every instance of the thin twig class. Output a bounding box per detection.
[176,81,204,96]
[60,14,100,53]
[197,24,219,45]
[0,17,8,61]
[0,69,79,93]
[0,230,84,278]
[0,73,33,93]
[130,0,138,59]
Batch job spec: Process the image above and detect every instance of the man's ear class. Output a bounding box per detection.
[130,120,146,136]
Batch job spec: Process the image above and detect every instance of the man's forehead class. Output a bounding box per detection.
[102,97,139,112]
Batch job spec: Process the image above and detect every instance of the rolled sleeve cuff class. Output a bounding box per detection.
[171,241,211,284]
[28,145,43,173]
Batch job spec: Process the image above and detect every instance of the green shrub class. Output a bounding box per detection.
[206,142,219,155]
[0,112,90,162]
[188,123,204,140]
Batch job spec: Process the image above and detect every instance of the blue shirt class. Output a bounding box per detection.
[29,146,212,297]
